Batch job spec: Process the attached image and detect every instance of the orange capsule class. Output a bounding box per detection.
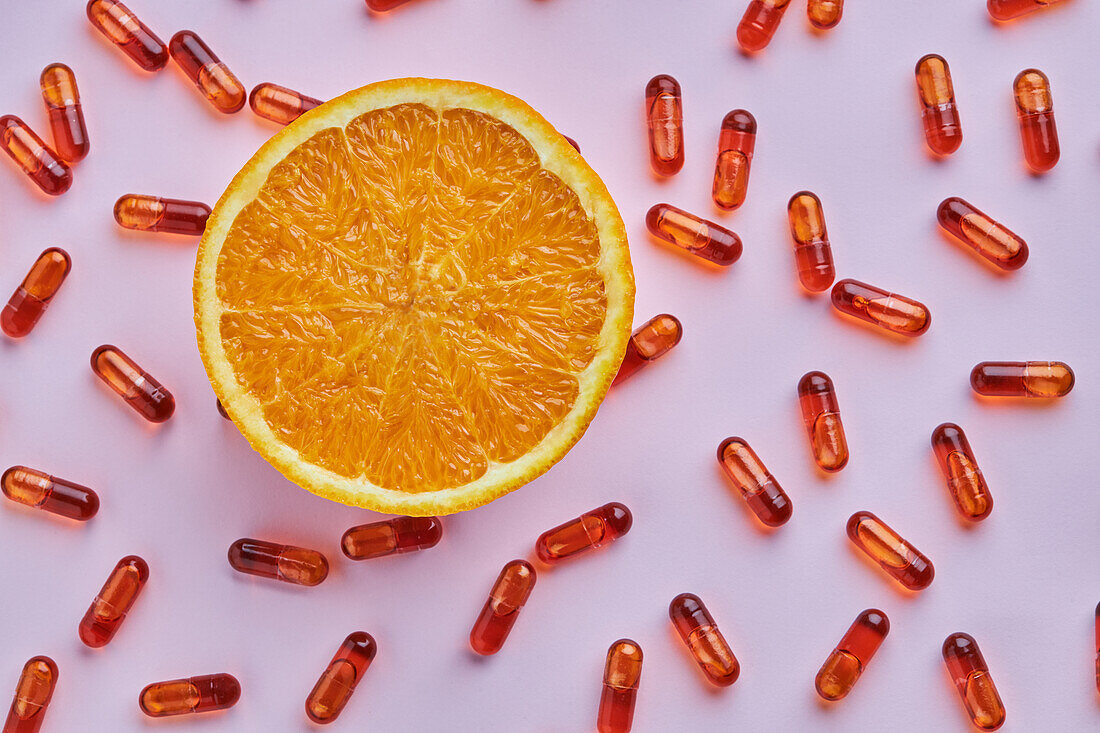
[341,516,443,561]
[4,656,58,733]
[1,466,99,521]
[815,609,889,701]
[79,555,149,648]
[469,560,537,655]
[807,0,843,28]
[85,0,167,72]
[797,371,848,472]
[366,0,413,10]
[1013,69,1059,173]
[915,54,962,156]
[645,204,742,266]
[846,511,934,590]
[644,74,684,176]
[831,279,930,337]
[535,502,632,564]
[717,437,792,527]
[712,110,756,210]
[937,198,1028,271]
[227,538,328,586]
[40,64,89,163]
[737,0,791,52]
[139,674,240,717]
[668,593,739,687]
[1,248,71,338]
[988,0,1066,20]
[168,31,245,114]
[942,633,1006,731]
[113,194,211,235]
[305,632,376,724]
[0,116,72,196]
[787,191,836,292]
[564,136,581,153]
[970,361,1074,398]
[248,83,322,126]
[597,639,642,733]
[90,345,175,423]
[613,314,682,385]
[931,423,992,521]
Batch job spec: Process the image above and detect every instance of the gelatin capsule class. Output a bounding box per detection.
[645,204,742,266]
[79,555,149,648]
[988,0,1066,20]
[1,466,99,521]
[305,632,376,724]
[139,674,240,717]
[815,609,889,701]
[598,639,642,733]
[90,345,175,422]
[942,633,1006,731]
[807,0,843,29]
[787,191,836,292]
[86,0,167,71]
[341,516,442,560]
[797,371,848,472]
[40,64,89,163]
[366,0,413,10]
[831,279,930,337]
[113,194,211,235]
[535,502,632,564]
[937,198,1028,271]
[4,656,57,733]
[717,437,792,527]
[613,314,682,385]
[970,361,1073,398]
[915,54,962,156]
[645,75,684,176]
[1014,69,1059,173]
[0,116,72,196]
[227,538,329,586]
[168,31,246,114]
[1095,602,1099,695]
[564,136,581,153]
[931,423,992,521]
[668,593,739,687]
[737,0,791,52]
[846,511,934,590]
[469,560,536,655]
[712,110,756,210]
[216,398,230,420]
[1,248,71,338]
[248,83,321,126]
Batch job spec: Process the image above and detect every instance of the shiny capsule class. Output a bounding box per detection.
[597,639,642,733]
[937,198,1028,271]
[846,511,934,590]
[1,466,99,521]
[4,656,58,733]
[248,83,322,126]
[915,54,962,156]
[1,248,71,338]
[305,632,376,724]
[79,555,149,648]
[1095,602,1099,694]
[737,0,791,52]
[807,0,843,28]
[712,110,756,210]
[216,398,230,420]
[831,279,930,337]
[646,204,742,266]
[717,437,792,527]
[988,0,1066,20]
[366,0,413,9]
[564,136,581,153]
[139,674,240,718]
[613,314,682,385]
[1014,69,1059,173]
[942,633,1005,731]
[227,538,329,586]
[86,0,168,72]
[91,345,175,422]
[0,116,72,196]
[469,560,536,655]
[787,191,836,292]
[168,31,246,114]
[797,371,848,472]
[931,423,992,521]
[815,609,889,701]
[341,516,442,560]
[970,361,1074,398]
[113,194,211,235]
[668,593,739,687]
[535,502,632,563]
[40,64,89,163]
[644,75,684,176]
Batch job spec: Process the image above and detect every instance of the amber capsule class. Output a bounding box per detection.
[113,194,211,235]
[815,609,889,701]
[341,516,442,560]
[366,0,413,10]
[1014,69,1059,173]
[168,31,246,114]
[831,279,930,337]
[305,632,376,724]
[564,136,581,153]
[787,191,836,292]
[597,639,642,733]
[4,656,58,733]
[644,75,684,176]
[613,314,682,385]
[931,423,992,521]
[915,54,962,156]
[1,248,71,338]
[0,116,72,196]
[988,0,1066,20]
[1,466,99,521]
[535,503,632,563]
[85,0,167,71]
[846,511,933,590]
[942,633,1005,730]
[717,437,792,527]
[40,64,89,163]
[215,398,230,420]
[737,0,791,52]
[807,0,843,28]
[646,204,742,266]
[797,371,848,472]
[90,345,175,422]
[712,110,756,210]
[937,198,1028,271]
[139,674,240,717]
[668,593,739,687]
[970,361,1074,398]
[248,83,322,126]
[79,555,149,648]
[227,538,328,586]
[469,560,536,655]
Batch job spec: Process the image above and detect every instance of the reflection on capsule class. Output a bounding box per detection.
[937,198,1027,271]
[597,639,642,733]
[86,0,168,72]
[249,83,322,126]
[1013,69,1059,173]
[717,437,793,527]
[341,516,443,560]
[646,204,742,266]
[988,0,1066,21]
[737,0,791,52]
[114,194,211,235]
[846,511,934,590]
[90,345,175,422]
[712,110,756,210]
[613,314,683,385]
[0,116,72,196]
[168,31,245,113]
[79,555,149,648]
[1,466,99,521]
[139,674,240,717]
[1,248,71,338]
[668,593,739,687]
[305,632,376,724]
[815,609,889,701]
[366,0,413,10]
[787,191,836,292]
[931,423,992,521]
[807,0,843,28]
[831,279,930,337]
[645,75,684,176]
[469,560,537,656]
[4,656,58,733]
[40,64,89,163]
[915,54,962,156]
[535,503,632,563]
[227,538,329,586]
[942,633,1005,731]
[970,361,1074,398]
[797,371,848,472]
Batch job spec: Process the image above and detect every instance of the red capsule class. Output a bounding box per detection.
[931,423,992,521]
[1014,69,1059,173]
[797,371,848,472]
[535,502,632,564]
[942,633,1005,731]
[1,466,99,521]
[227,538,328,586]
[79,555,149,648]
[341,516,443,560]
[139,674,240,717]
[737,0,791,52]
[469,560,536,655]
[86,0,168,72]
[915,54,962,156]
[846,511,934,590]
[305,632,376,724]
[4,656,58,733]
[613,314,683,385]
[597,639,642,733]
[645,204,742,266]
[717,437,792,527]
[168,31,246,114]
[40,64,89,163]
[564,136,581,153]
[787,191,836,292]
[1,248,71,338]
[1095,602,1099,695]
[815,609,889,701]
[712,110,756,210]
[113,194,210,235]
[668,593,739,687]
[645,75,684,176]
[807,0,843,29]
[366,0,414,10]
[248,83,322,126]
[970,361,1074,398]
[988,0,1066,20]
[937,198,1028,271]
[0,116,72,196]
[831,279,930,337]
[216,398,230,420]
[90,345,175,422]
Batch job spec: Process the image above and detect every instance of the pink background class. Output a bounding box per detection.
[1,0,1098,730]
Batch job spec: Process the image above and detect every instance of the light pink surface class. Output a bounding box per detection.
[1,0,1098,730]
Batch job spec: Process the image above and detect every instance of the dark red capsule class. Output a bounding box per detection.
[341,516,442,560]
[79,555,149,647]
[1,248,71,338]
[305,632,376,724]
[2,466,99,521]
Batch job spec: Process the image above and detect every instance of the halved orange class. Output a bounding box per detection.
[194,78,634,515]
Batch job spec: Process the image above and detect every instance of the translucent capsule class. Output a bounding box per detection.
[988,0,1066,20]
[366,0,413,10]
[613,314,682,385]
[216,398,230,420]
[668,593,739,687]
[113,194,211,235]
[79,555,149,648]
[787,191,836,292]
[305,632,376,724]
[717,437,792,527]
[915,54,962,156]
[797,371,848,472]
[815,609,889,701]
[564,136,581,153]
[1014,69,1059,173]
[535,502,632,564]
[86,0,168,72]
[831,279,930,337]
[168,31,246,114]
[4,656,57,733]
[937,198,1028,271]
[40,64,89,163]
[598,639,642,733]
[469,560,537,655]
[139,674,240,718]
[1,466,99,521]
[90,345,175,422]
[931,423,992,521]
[712,110,756,210]
[341,516,443,560]
[970,361,1074,398]
[1,248,71,338]
[846,511,934,590]
[645,204,742,266]
[737,0,791,53]
[248,83,322,126]
[227,538,329,586]
[807,0,843,29]
[644,75,684,176]
[942,633,1006,731]
[0,116,72,196]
